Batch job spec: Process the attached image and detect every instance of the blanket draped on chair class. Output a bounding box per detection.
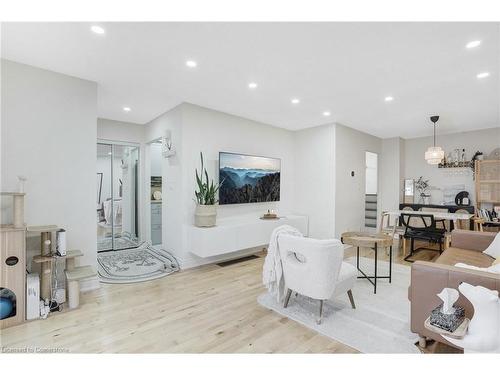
[262,225,303,302]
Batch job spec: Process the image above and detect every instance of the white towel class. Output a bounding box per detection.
[103,200,113,224]
[262,224,303,302]
[103,199,122,226]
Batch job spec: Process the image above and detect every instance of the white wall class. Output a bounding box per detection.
[97,118,144,144]
[180,103,296,266]
[379,137,405,214]
[1,60,98,290]
[181,103,295,220]
[150,143,162,177]
[404,127,500,205]
[143,105,184,259]
[293,124,335,238]
[140,104,389,266]
[365,152,378,194]
[334,124,382,237]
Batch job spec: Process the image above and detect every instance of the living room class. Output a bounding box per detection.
[1,1,500,373]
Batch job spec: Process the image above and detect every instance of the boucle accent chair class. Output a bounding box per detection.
[278,235,357,324]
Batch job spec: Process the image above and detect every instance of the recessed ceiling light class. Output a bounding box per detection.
[90,25,105,35]
[291,98,300,104]
[248,82,258,89]
[477,72,490,79]
[123,107,131,112]
[384,96,394,102]
[108,152,112,155]
[466,40,481,49]
[186,60,197,68]
[323,111,331,117]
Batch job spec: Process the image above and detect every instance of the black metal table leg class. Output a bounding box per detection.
[374,243,377,294]
[356,242,392,294]
[389,245,392,283]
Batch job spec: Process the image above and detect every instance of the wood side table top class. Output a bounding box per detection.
[341,231,393,247]
[424,317,470,339]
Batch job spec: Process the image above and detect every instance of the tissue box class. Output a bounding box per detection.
[429,304,465,332]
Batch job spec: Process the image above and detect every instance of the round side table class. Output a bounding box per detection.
[341,231,393,294]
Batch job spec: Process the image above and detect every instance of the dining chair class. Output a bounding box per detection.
[400,213,446,262]
[380,211,406,254]
[421,207,449,231]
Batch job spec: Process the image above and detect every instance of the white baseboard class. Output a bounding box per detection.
[179,246,265,270]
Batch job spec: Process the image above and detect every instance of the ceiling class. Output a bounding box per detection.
[2,22,499,138]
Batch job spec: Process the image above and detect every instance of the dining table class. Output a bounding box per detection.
[384,210,474,231]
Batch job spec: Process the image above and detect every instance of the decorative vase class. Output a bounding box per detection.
[419,193,430,205]
[194,204,217,227]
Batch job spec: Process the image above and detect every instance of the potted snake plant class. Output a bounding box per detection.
[194,152,223,227]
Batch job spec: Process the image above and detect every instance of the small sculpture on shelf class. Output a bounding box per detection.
[261,209,278,220]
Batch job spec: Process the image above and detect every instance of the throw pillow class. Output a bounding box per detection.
[455,262,500,274]
[483,233,500,259]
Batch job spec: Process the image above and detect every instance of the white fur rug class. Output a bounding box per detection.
[257,257,419,353]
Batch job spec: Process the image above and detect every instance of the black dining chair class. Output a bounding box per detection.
[400,213,446,262]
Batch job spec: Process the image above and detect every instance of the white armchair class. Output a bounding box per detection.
[278,235,357,324]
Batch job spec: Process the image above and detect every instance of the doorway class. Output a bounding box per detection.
[149,139,163,246]
[96,142,140,252]
[365,151,378,229]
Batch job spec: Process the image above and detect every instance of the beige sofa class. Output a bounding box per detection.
[409,229,499,349]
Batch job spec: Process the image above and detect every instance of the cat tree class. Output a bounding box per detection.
[0,192,26,328]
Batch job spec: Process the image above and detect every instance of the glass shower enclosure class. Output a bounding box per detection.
[96,142,140,252]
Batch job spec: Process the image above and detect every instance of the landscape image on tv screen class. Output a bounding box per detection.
[219,152,281,205]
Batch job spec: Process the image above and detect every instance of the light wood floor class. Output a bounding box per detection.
[0,242,425,353]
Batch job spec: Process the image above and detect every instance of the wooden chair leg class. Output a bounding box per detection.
[283,288,292,308]
[317,300,324,325]
[347,289,356,309]
[418,336,427,349]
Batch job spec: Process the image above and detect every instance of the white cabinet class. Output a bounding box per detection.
[187,214,308,258]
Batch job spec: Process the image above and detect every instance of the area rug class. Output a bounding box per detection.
[403,248,441,263]
[257,257,419,353]
[97,235,140,252]
[98,244,179,284]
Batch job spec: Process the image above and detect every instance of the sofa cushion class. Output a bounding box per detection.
[436,247,495,268]
[455,262,500,274]
[450,230,497,252]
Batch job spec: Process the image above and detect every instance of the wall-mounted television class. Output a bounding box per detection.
[218,152,281,205]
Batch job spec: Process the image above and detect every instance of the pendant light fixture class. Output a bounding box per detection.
[425,115,445,165]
